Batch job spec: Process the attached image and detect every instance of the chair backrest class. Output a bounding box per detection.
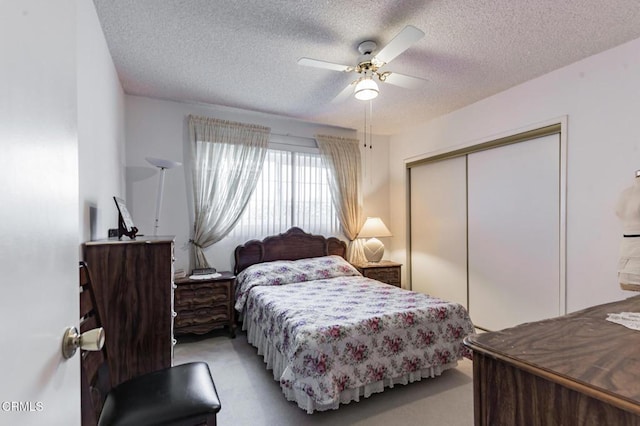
[79,261,112,426]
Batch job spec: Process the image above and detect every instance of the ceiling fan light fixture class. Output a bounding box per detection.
[354,77,379,101]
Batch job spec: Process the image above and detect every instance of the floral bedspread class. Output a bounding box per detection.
[235,256,475,412]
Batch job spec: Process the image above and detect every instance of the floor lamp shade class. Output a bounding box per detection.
[146,157,182,235]
[358,217,392,262]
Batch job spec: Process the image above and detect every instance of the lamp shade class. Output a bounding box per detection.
[354,77,379,101]
[146,157,182,169]
[358,217,392,238]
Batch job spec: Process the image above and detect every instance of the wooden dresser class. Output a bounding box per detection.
[352,260,402,287]
[83,237,175,386]
[174,272,236,338]
[464,295,640,425]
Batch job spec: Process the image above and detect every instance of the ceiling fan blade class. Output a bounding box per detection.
[381,72,428,89]
[373,25,425,66]
[331,81,356,104]
[297,57,353,72]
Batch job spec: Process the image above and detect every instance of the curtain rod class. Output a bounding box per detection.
[270,132,317,143]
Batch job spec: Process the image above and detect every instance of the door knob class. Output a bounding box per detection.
[61,326,105,359]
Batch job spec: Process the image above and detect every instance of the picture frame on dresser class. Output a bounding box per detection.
[113,196,138,239]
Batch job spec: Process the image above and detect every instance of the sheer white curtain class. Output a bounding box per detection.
[315,134,366,263]
[189,115,270,268]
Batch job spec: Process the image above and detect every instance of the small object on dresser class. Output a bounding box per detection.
[174,268,187,279]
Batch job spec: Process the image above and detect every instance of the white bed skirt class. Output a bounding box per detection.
[242,310,459,414]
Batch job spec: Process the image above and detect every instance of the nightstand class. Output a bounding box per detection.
[174,272,236,338]
[352,260,402,287]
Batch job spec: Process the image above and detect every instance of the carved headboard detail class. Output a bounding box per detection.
[233,227,347,274]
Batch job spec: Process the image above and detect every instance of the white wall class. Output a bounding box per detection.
[389,36,640,313]
[359,132,393,259]
[360,133,391,218]
[125,96,391,273]
[78,1,126,242]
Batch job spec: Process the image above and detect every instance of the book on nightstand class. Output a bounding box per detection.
[188,267,220,280]
[191,267,217,275]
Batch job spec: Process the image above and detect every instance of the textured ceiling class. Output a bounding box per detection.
[93,0,640,135]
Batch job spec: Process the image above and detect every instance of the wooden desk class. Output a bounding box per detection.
[464,295,640,426]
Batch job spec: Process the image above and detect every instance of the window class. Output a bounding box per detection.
[229,148,340,239]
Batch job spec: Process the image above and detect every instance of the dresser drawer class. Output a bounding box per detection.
[352,261,402,287]
[175,305,229,328]
[175,282,230,309]
[364,268,400,284]
[363,267,400,286]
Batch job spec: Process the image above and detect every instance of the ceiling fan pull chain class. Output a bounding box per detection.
[369,100,373,150]
[363,102,368,148]
[362,102,368,179]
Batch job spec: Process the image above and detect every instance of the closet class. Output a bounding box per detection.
[410,156,467,308]
[408,124,565,331]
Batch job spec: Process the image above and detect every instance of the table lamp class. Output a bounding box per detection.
[358,217,392,262]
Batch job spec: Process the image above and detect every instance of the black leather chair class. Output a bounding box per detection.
[79,261,221,426]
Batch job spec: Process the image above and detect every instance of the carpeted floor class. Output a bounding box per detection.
[174,329,474,425]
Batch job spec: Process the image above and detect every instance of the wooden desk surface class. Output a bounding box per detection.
[465,295,640,415]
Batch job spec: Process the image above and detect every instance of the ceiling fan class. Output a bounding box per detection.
[298,25,427,103]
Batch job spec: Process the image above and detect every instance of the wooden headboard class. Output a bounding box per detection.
[234,227,347,274]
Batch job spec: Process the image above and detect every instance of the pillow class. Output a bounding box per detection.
[289,255,361,281]
[234,255,361,311]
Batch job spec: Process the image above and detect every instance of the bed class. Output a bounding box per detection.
[234,227,475,413]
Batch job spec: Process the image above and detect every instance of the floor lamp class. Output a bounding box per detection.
[146,157,182,236]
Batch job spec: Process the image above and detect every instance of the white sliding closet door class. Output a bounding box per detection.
[410,156,468,307]
[467,134,560,330]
